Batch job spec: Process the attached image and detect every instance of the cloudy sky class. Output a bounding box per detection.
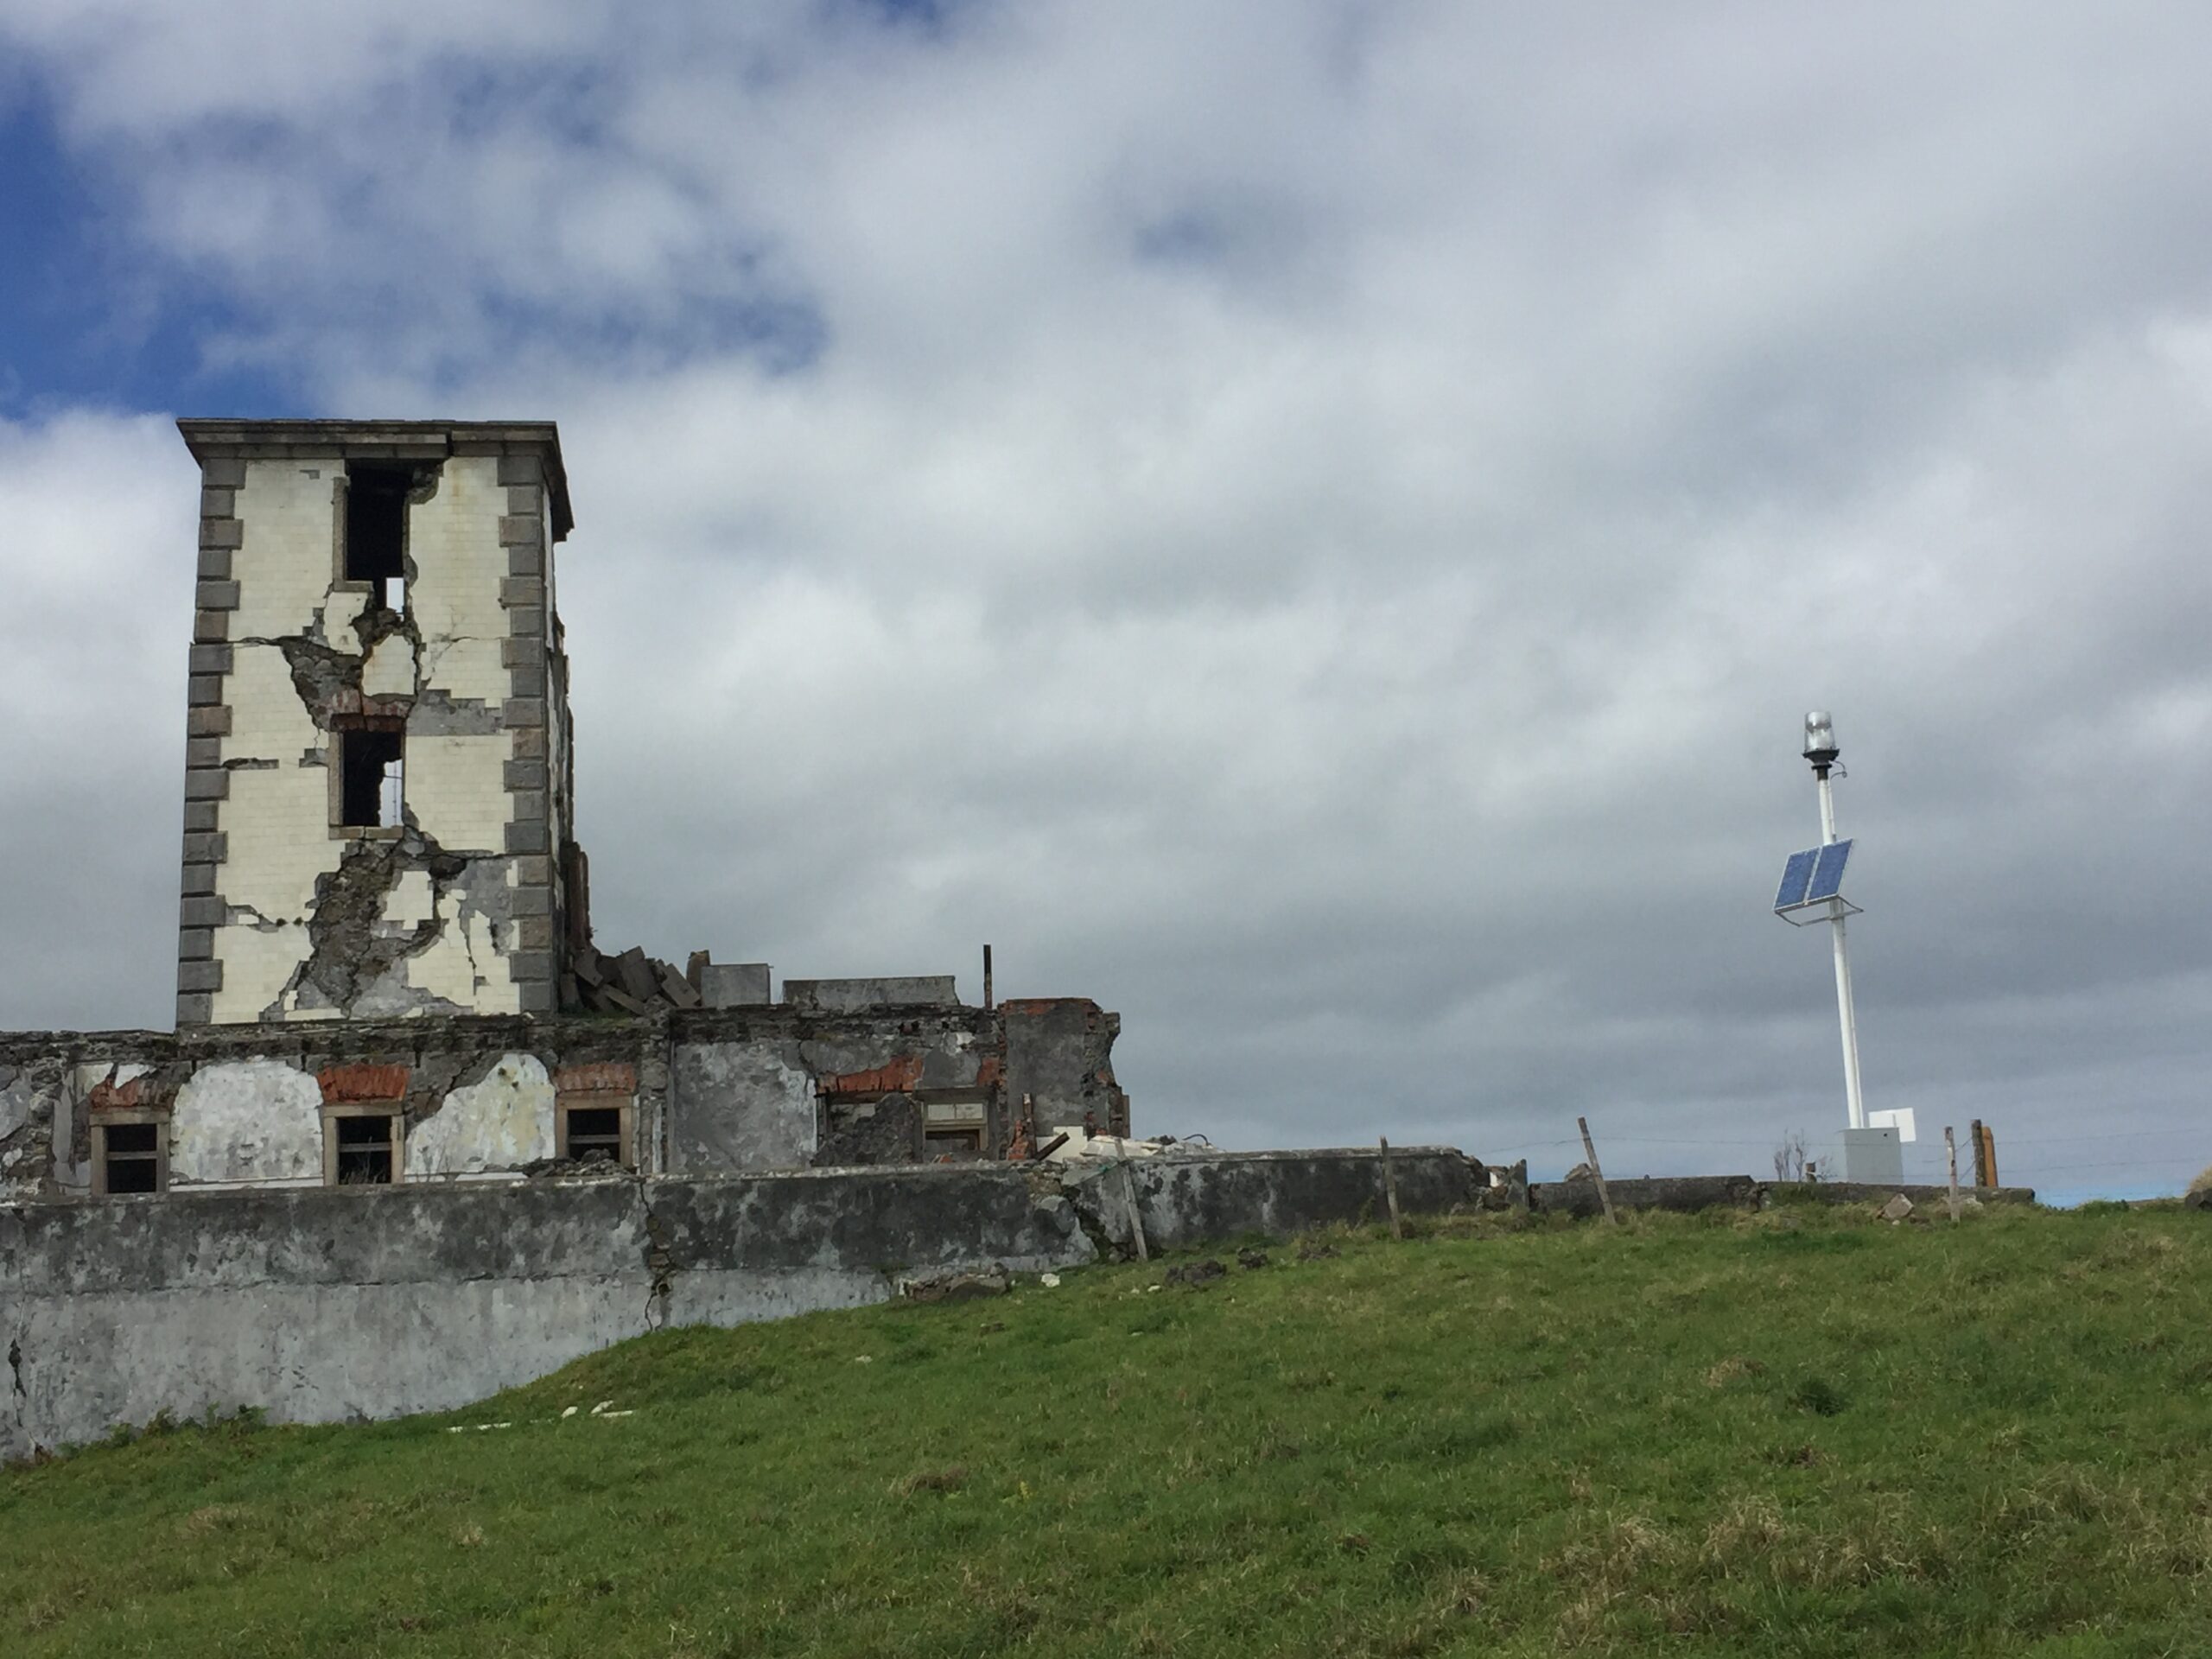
[2,2,2206,1199]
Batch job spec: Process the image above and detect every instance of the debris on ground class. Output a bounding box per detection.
[898,1264,1012,1303]
[1296,1240,1340,1262]
[1236,1249,1269,1270]
[1878,1194,1915,1223]
[1164,1259,1227,1288]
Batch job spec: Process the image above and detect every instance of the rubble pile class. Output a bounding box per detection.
[563,948,769,1014]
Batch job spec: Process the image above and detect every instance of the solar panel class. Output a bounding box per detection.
[1774,848,1818,911]
[1807,838,1853,901]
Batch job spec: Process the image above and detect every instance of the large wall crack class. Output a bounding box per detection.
[270,827,492,1018]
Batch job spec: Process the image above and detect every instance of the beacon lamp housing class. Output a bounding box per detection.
[1802,710,1839,768]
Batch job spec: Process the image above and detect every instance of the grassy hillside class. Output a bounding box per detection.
[6,1199,2209,1657]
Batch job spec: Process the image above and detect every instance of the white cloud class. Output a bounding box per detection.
[2,2,2209,1194]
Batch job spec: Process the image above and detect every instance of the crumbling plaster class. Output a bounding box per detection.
[200,454,538,1024]
[170,1060,323,1186]
[406,1052,554,1178]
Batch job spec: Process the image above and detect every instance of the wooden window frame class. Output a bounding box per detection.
[556,1095,634,1169]
[92,1110,169,1197]
[920,1094,989,1160]
[321,1102,406,1187]
[327,715,407,840]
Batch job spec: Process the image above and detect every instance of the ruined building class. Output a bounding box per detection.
[176,421,582,1024]
[0,418,1129,1200]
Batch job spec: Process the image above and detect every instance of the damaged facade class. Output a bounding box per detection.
[176,420,582,1024]
[0,417,1130,1202]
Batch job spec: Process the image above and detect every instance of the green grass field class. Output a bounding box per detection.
[6,1198,2209,1656]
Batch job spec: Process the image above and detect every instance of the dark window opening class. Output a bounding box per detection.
[565,1105,626,1165]
[345,464,409,610]
[335,1114,396,1185]
[924,1128,986,1160]
[103,1122,161,1194]
[337,727,404,829]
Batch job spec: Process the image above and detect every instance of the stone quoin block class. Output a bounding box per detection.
[506,543,543,577]
[179,895,226,929]
[188,645,233,677]
[501,698,545,731]
[176,929,214,961]
[497,454,543,487]
[509,728,547,760]
[503,760,547,792]
[186,707,233,738]
[509,886,552,918]
[501,637,545,670]
[182,831,227,865]
[182,768,229,800]
[497,514,541,548]
[187,677,226,708]
[198,518,245,550]
[176,960,224,994]
[504,819,550,855]
[193,610,231,644]
[505,485,542,516]
[507,950,556,983]
[180,864,218,897]
[499,577,544,608]
[182,803,219,832]
[175,992,214,1026]
[196,547,233,581]
[512,855,554,886]
[200,457,247,488]
[200,487,235,518]
[518,982,557,1015]
[185,736,223,768]
[194,580,241,611]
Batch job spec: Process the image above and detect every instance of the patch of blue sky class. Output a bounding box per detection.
[0,95,302,419]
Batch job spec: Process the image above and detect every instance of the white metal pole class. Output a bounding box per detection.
[1815,769,1866,1131]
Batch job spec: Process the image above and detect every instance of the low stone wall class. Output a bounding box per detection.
[1062,1147,1479,1254]
[1530,1175,2037,1217]
[1530,1174,1764,1217]
[1,1147,1478,1459]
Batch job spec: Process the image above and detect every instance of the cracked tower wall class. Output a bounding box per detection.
[175,422,579,1026]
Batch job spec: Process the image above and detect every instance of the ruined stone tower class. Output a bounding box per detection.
[175,421,583,1025]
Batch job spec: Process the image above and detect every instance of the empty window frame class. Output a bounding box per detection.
[334,722,405,830]
[558,1099,632,1167]
[921,1096,989,1160]
[92,1117,166,1195]
[325,1109,403,1185]
[343,463,410,610]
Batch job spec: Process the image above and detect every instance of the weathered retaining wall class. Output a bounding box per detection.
[0,1148,1478,1459]
[1528,1174,2037,1217]
[1062,1147,1479,1255]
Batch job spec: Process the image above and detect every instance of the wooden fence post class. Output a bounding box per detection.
[1979,1122,1999,1190]
[1969,1118,1989,1189]
[1576,1116,1618,1226]
[1944,1126,1961,1223]
[1379,1137,1405,1240]
[1114,1137,1148,1262]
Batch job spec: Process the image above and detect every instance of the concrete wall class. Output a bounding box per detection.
[178,425,574,1026]
[1063,1147,1480,1254]
[0,1147,1483,1458]
[1,1168,1096,1459]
